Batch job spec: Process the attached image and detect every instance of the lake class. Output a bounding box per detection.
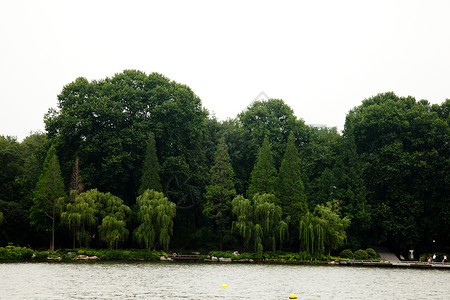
[1,262,449,299]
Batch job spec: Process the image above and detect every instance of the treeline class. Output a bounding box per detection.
[0,70,448,257]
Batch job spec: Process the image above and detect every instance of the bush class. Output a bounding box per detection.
[365,248,378,259]
[339,249,353,259]
[354,249,369,260]
[0,244,34,260]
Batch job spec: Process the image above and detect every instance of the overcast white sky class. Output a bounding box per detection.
[1,0,450,141]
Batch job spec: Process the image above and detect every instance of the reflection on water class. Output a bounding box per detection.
[0,262,449,299]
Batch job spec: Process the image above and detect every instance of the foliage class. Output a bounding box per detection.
[30,145,66,251]
[344,93,450,252]
[339,249,353,259]
[365,248,378,259]
[61,189,130,249]
[0,244,33,260]
[232,193,288,257]
[134,189,176,251]
[354,249,369,260]
[203,136,236,250]
[314,202,351,253]
[238,99,309,167]
[45,70,208,207]
[299,212,325,256]
[276,131,307,223]
[139,132,162,194]
[246,137,277,199]
[60,190,97,248]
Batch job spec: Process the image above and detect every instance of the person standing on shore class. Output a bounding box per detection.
[442,255,447,264]
[433,253,436,262]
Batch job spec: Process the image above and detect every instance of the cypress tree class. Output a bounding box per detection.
[247,137,277,199]
[30,145,66,251]
[139,132,162,194]
[203,136,236,250]
[276,131,307,224]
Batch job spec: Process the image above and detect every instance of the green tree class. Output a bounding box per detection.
[96,191,131,249]
[232,193,288,257]
[30,145,66,251]
[314,202,350,254]
[276,131,307,223]
[139,132,162,194]
[45,70,208,206]
[238,99,309,167]
[247,137,277,199]
[344,92,449,253]
[60,190,97,248]
[203,136,236,250]
[299,212,325,256]
[134,189,176,251]
[0,210,3,225]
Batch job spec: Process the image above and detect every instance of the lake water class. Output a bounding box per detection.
[0,262,449,299]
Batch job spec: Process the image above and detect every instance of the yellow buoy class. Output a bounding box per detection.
[289,294,297,299]
[221,284,227,288]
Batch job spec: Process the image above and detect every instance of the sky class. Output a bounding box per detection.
[1,0,450,141]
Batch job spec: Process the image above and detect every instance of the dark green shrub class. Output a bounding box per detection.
[354,249,369,260]
[365,248,378,259]
[339,249,353,259]
[0,245,34,260]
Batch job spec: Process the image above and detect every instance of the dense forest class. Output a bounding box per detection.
[1,70,449,257]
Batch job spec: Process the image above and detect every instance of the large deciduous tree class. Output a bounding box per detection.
[344,92,450,253]
[203,136,236,250]
[30,145,66,251]
[45,70,208,206]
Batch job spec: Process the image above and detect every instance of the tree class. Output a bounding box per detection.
[344,92,450,253]
[96,191,131,249]
[203,136,236,250]
[60,190,97,248]
[45,70,208,206]
[299,212,325,256]
[232,193,288,257]
[134,189,176,251]
[139,132,162,194]
[30,145,66,251]
[238,99,309,167]
[314,202,350,254]
[0,210,3,225]
[247,137,277,199]
[276,131,307,223]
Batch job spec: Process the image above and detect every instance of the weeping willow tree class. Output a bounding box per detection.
[60,190,97,248]
[299,202,350,256]
[232,193,288,257]
[134,189,176,251]
[299,212,325,256]
[96,191,131,249]
[314,202,350,254]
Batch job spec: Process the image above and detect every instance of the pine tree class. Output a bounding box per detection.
[276,131,307,224]
[30,145,66,251]
[247,137,277,199]
[139,132,162,194]
[203,136,236,250]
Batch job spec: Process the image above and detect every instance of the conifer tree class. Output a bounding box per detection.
[247,137,277,199]
[276,132,307,223]
[203,136,236,250]
[30,145,66,251]
[139,132,162,194]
